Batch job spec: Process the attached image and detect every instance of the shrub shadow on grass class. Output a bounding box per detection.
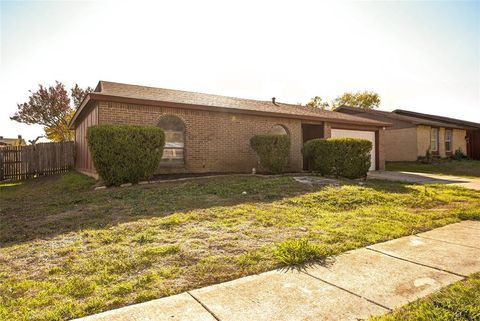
[277,257,336,274]
[364,178,420,194]
[0,172,316,246]
[2,171,476,247]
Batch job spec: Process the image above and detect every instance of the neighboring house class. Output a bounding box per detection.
[0,135,26,147]
[335,106,470,161]
[392,109,480,161]
[69,81,389,177]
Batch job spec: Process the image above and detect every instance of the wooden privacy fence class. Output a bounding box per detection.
[0,141,75,181]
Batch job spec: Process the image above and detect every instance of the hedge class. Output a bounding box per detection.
[250,134,291,174]
[302,139,335,176]
[303,138,372,179]
[87,124,165,186]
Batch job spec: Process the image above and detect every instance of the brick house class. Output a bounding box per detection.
[335,106,474,161]
[70,81,389,178]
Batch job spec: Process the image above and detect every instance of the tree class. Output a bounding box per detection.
[71,84,93,109]
[333,91,380,110]
[11,81,92,142]
[306,96,330,109]
[28,135,44,145]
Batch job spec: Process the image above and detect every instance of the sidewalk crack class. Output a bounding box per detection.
[301,270,392,312]
[188,291,222,321]
[366,247,466,278]
[415,235,480,250]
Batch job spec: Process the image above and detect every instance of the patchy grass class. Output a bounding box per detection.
[386,160,480,178]
[1,172,480,320]
[370,273,480,321]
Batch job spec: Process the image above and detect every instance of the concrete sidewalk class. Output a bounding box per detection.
[368,171,480,190]
[75,221,480,321]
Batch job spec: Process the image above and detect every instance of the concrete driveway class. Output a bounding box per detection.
[74,221,480,321]
[368,171,480,190]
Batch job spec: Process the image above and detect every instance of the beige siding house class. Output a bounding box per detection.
[69,81,389,177]
[0,135,26,147]
[335,106,468,161]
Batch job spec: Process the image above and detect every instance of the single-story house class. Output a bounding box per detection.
[392,109,480,161]
[0,135,26,147]
[335,106,473,161]
[69,81,389,178]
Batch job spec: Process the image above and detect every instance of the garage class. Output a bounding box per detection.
[331,129,376,171]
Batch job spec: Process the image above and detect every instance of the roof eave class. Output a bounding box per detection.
[336,106,471,129]
[68,94,92,129]
[393,109,480,129]
[71,94,390,128]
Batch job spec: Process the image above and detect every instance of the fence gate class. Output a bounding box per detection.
[0,141,75,181]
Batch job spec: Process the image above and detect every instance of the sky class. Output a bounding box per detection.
[0,0,479,142]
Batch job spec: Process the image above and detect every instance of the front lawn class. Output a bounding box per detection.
[370,273,480,321]
[386,160,480,178]
[1,172,479,320]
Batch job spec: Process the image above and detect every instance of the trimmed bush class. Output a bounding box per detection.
[250,134,291,174]
[302,139,335,176]
[87,124,165,186]
[303,138,372,179]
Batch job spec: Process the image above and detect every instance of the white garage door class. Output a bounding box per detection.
[331,129,376,171]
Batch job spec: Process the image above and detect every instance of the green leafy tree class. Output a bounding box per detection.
[11,82,92,142]
[333,91,380,109]
[306,96,330,109]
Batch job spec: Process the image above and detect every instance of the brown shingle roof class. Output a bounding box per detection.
[393,109,480,129]
[335,106,469,129]
[70,81,390,128]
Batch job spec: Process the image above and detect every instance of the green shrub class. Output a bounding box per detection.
[302,139,335,175]
[87,124,165,186]
[303,138,372,179]
[451,148,466,161]
[273,238,330,266]
[418,149,433,164]
[250,134,291,174]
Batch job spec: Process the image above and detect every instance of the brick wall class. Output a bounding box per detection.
[377,128,385,170]
[416,126,467,159]
[416,125,431,158]
[97,101,304,174]
[74,100,388,175]
[384,127,417,161]
[452,129,467,155]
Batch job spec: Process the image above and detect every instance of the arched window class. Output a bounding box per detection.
[270,124,288,136]
[158,115,185,165]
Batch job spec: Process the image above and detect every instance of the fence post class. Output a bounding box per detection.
[0,148,4,181]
